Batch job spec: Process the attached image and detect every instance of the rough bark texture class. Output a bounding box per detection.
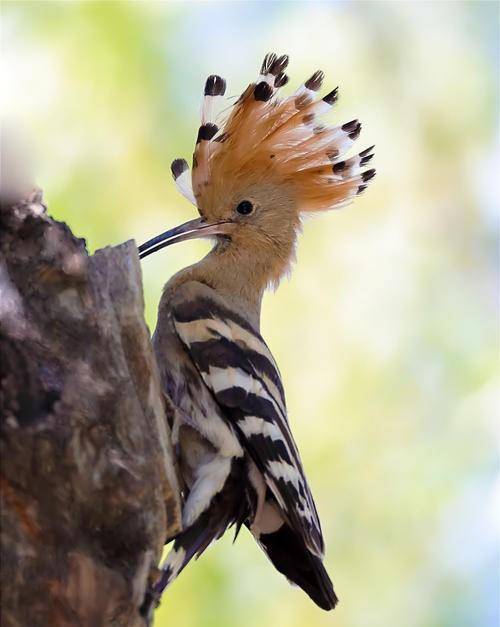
[0,187,182,627]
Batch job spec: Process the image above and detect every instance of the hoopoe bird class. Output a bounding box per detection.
[139,53,375,618]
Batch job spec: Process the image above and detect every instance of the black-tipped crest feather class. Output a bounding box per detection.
[260,52,277,75]
[197,123,219,143]
[362,168,376,182]
[254,81,273,102]
[171,158,188,180]
[305,70,324,91]
[323,87,339,105]
[204,75,226,97]
[359,144,375,157]
[269,54,289,76]
[274,73,289,88]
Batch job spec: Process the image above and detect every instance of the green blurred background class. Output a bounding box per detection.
[2,2,498,626]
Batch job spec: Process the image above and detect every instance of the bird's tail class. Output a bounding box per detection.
[160,510,216,590]
[140,510,217,620]
[140,459,248,621]
[257,523,338,611]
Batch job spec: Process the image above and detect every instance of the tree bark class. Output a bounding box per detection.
[0,186,181,627]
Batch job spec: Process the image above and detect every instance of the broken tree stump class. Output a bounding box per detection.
[0,186,181,627]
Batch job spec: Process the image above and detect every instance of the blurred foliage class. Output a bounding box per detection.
[2,2,498,626]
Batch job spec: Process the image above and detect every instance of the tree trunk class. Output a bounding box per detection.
[0,185,181,627]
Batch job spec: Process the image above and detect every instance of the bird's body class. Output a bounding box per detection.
[152,274,333,606]
[139,52,375,618]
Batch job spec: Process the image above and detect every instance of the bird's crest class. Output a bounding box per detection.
[171,52,375,215]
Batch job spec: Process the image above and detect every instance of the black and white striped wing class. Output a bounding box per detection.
[171,289,324,558]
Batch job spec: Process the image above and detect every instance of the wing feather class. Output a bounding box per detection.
[171,291,324,557]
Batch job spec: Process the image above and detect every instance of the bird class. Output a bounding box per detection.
[138,52,375,619]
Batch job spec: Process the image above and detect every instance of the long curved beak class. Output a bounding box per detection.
[138,217,229,260]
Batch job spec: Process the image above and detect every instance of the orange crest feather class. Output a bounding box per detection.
[171,53,375,214]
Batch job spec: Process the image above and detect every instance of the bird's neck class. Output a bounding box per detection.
[167,239,293,330]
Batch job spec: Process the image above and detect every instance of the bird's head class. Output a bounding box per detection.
[139,53,375,287]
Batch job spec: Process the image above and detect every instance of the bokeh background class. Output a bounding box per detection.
[2,2,498,626]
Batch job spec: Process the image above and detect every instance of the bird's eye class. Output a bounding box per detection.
[235,200,254,216]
